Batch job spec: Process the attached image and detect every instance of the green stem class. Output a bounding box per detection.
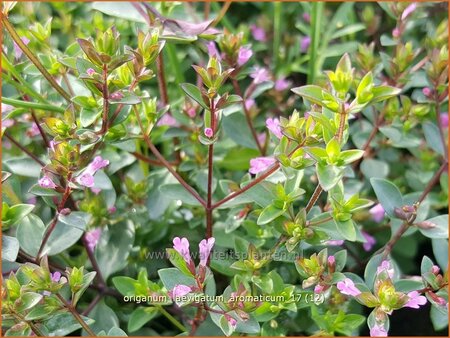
[2,97,65,113]
[210,1,233,30]
[156,305,186,332]
[1,14,72,103]
[273,2,282,72]
[308,2,324,84]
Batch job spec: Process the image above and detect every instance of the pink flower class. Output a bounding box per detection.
[362,231,376,251]
[157,114,177,127]
[90,187,102,195]
[377,260,394,279]
[328,256,335,265]
[302,13,311,23]
[250,24,267,42]
[422,87,432,97]
[392,27,401,38]
[370,324,388,337]
[108,206,117,214]
[2,119,14,128]
[326,239,344,246]
[237,46,252,66]
[204,127,213,138]
[244,99,255,111]
[275,77,291,91]
[257,132,266,146]
[27,196,37,205]
[401,3,417,20]
[314,284,325,294]
[85,228,101,251]
[27,123,40,137]
[440,113,448,128]
[431,265,440,275]
[169,284,192,299]
[300,36,311,53]
[206,41,220,59]
[250,67,271,84]
[2,103,14,114]
[86,68,96,76]
[76,172,95,187]
[13,36,30,59]
[226,315,237,329]
[173,237,192,264]
[110,92,123,100]
[369,203,385,222]
[50,271,61,283]
[404,291,427,309]
[199,237,215,266]
[186,108,196,118]
[38,175,57,189]
[266,118,283,139]
[85,156,109,175]
[336,278,361,297]
[249,156,276,175]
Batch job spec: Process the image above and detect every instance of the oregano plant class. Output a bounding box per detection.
[1,1,448,337]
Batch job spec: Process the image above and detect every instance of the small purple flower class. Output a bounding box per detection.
[245,98,255,111]
[108,206,117,214]
[38,175,57,189]
[370,324,388,337]
[302,13,311,23]
[392,27,401,38]
[186,108,196,118]
[404,291,427,309]
[369,203,385,222]
[86,156,109,175]
[326,239,344,246]
[2,119,14,128]
[250,24,267,42]
[13,36,30,59]
[422,87,432,97]
[440,113,448,128]
[250,67,271,84]
[206,41,220,59]
[76,172,95,188]
[257,132,266,146]
[401,3,417,20]
[157,114,177,127]
[204,127,214,138]
[266,118,283,139]
[226,315,237,329]
[237,46,253,66]
[169,284,192,300]
[2,103,14,114]
[90,187,102,195]
[86,68,96,76]
[199,237,215,267]
[110,92,124,100]
[328,256,335,265]
[377,260,394,279]
[300,36,311,53]
[249,156,276,175]
[50,271,61,283]
[28,123,41,137]
[173,237,192,264]
[314,284,325,294]
[362,231,376,252]
[274,77,291,91]
[85,228,101,252]
[27,196,37,205]
[336,278,361,297]
[431,265,440,275]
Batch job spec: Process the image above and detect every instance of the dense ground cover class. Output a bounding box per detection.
[1,1,449,336]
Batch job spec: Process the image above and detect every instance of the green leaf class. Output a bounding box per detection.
[128,307,158,333]
[361,159,389,179]
[419,215,449,239]
[107,327,128,336]
[334,219,356,241]
[16,214,46,257]
[58,212,89,231]
[15,292,43,312]
[2,235,19,262]
[317,163,343,191]
[3,204,35,227]
[180,83,208,110]
[95,222,135,279]
[222,112,258,149]
[158,268,195,291]
[86,299,119,335]
[112,276,136,296]
[80,108,101,127]
[92,1,147,23]
[432,238,448,271]
[159,184,202,206]
[370,85,401,103]
[330,23,365,39]
[4,158,42,177]
[218,148,259,171]
[257,205,285,225]
[41,312,94,336]
[166,248,194,277]
[423,122,445,156]
[291,85,325,106]
[370,178,403,218]
[340,150,364,165]
[364,254,383,288]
